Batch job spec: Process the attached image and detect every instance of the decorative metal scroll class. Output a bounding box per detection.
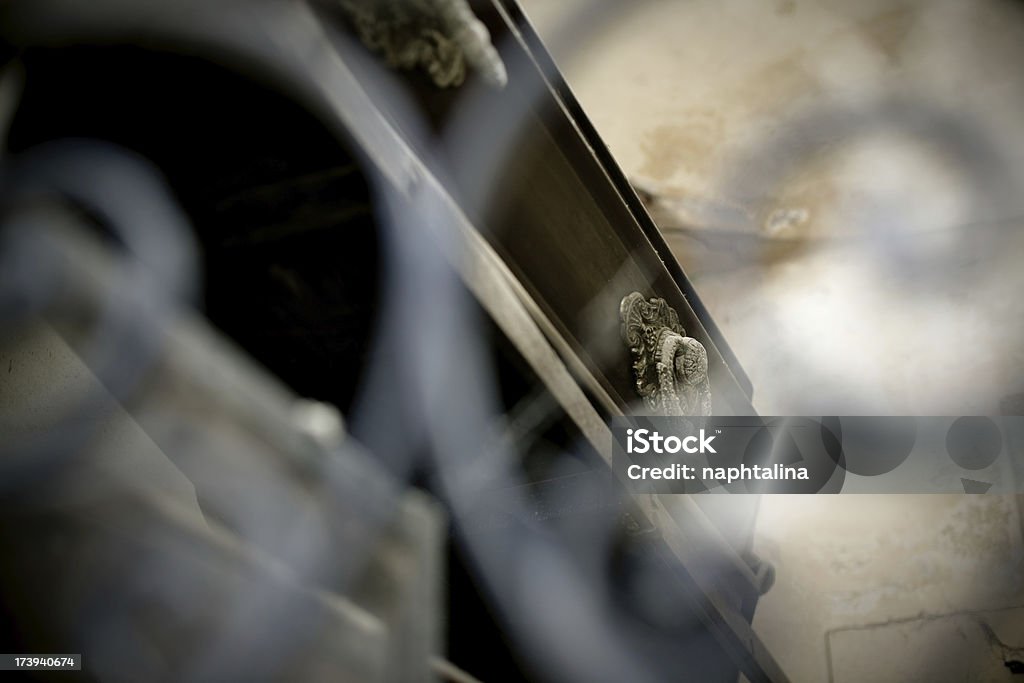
[335,0,507,89]
[619,292,712,416]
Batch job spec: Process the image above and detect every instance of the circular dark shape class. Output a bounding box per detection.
[741,419,845,494]
[823,417,917,476]
[946,417,1002,470]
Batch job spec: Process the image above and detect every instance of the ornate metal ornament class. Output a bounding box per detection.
[620,292,712,416]
[335,0,507,89]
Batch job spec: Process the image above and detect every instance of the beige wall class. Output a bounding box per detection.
[520,1,1024,679]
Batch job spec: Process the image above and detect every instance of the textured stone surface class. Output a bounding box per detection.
[829,606,1024,682]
